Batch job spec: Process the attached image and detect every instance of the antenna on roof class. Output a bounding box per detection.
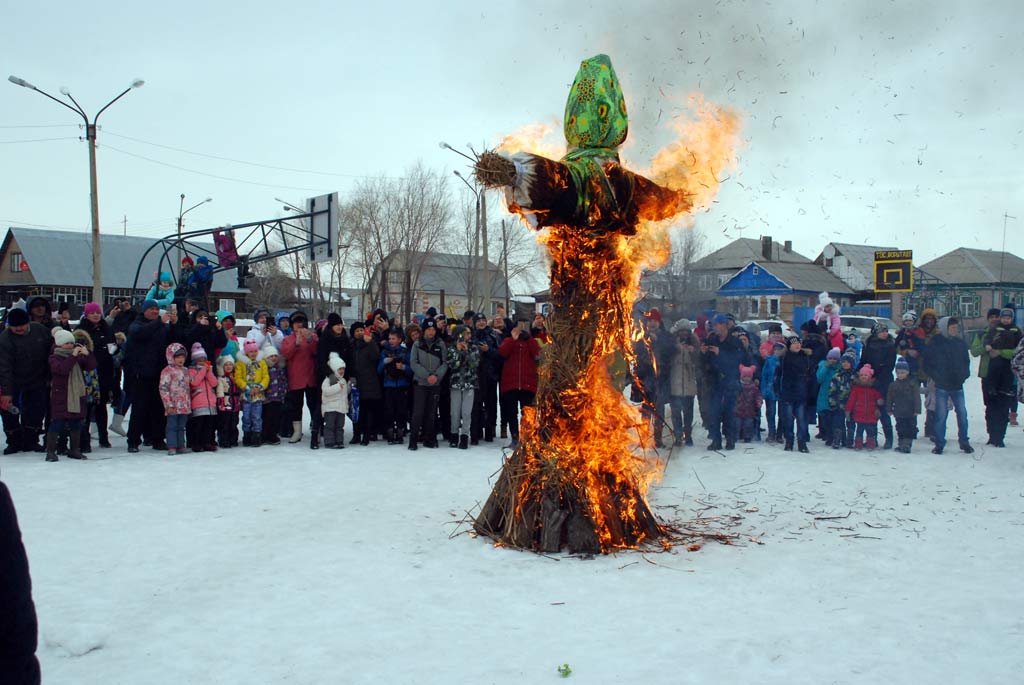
[1000,211,1016,285]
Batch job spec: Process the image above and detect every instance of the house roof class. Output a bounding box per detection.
[917,247,1024,285]
[4,227,245,293]
[820,242,899,275]
[384,250,510,299]
[720,261,855,295]
[692,238,811,271]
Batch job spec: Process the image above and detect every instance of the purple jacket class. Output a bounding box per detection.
[49,350,97,420]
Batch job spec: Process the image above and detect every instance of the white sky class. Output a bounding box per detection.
[2,0,1022,269]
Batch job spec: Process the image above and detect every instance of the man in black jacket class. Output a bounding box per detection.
[921,316,973,454]
[0,308,52,454]
[470,314,503,444]
[125,299,174,452]
[859,323,898,448]
[702,314,752,450]
[0,480,40,684]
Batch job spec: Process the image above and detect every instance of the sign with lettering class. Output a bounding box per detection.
[874,250,913,293]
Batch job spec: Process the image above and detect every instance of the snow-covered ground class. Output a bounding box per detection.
[3,380,1023,684]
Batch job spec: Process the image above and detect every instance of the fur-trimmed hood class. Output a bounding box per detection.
[72,328,94,351]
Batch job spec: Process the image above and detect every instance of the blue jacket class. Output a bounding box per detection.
[780,350,815,403]
[815,360,838,412]
[378,342,411,388]
[761,354,782,401]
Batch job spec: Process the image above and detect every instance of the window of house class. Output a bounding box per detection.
[219,299,235,312]
[698,275,713,291]
[9,252,23,273]
[958,294,980,319]
[717,274,730,287]
[749,298,760,315]
[752,265,760,276]
[824,257,834,267]
[768,297,780,316]
[1009,292,1024,306]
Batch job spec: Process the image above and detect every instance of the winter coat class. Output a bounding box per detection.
[886,377,921,418]
[126,315,173,379]
[447,341,481,391]
[761,354,782,401]
[144,283,174,309]
[985,324,1023,358]
[779,349,815,403]
[159,345,191,415]
[412,337,449,386]
[350,339,383,400]
[473,326,504,383]
[1011,339,1024,402]
[75,318,115,393]
[758,334,784,360]
[218,334,239,361]
[669,340,700,398]
[895,327,923,376]
[970,328,995,378]
[49,348,97,421]
[0,323,52,392]
[316,329,353,382]
[109,307,137,335]
[734,381,763,419]
[265,364,289,403]
[846,379,882,424]
[186,323,227,366]
[828,367,855,411]
[234,354,269,402]
[281,332,318,390]
[702,331,752,391]
[921,318,970,392]
[321,375,350,414]
[499,334,540,394]
[859,334,897,387]
[378,342,412,389]
[0,481,41,685]
[188,363,218,414]
[634,328,676,395]
[815,361,838,412]
[217,375,241,413]
[245,324,284,352]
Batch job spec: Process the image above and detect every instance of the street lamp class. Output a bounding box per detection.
[277,200,305,310]
[8,75,144,305]
[177,194,213,269]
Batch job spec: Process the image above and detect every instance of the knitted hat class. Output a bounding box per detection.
[768,323,783,333]
[196,255,209,266]
[739,364,756,380]
[328,351,346,373]
[462,310,476,321]
[141,299,159,312]
[473,312,488,323]
[83,302,102,317]
[987,308,1002,318]
[425,306,438,318]
[841,349,857,365]
[53,328,75,347]
[711,314,729,326]
[895,357,910,373]
[422,318,437,332]
[349,321,365,338]
[6,308,29,326]
[216,310,234,324]
[260,343,279,361]
[786,335,801,346]
[826,347,842,361]
[1000,308,1014,319]
[645,308,663,323]
[453,325,469,339]
[190,342,207,362]
[181,255,194,267]
[326,312,343,329]
[158,271,172,283]
[216,355,235,375]
[290,310,309,327]
[859,364,875,377]
[902,310,917,323]
[243,339,260,355]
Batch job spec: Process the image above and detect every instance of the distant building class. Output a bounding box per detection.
[691,236,813,312]
[0,227,246,315]
[716,261,855,325]
[365,250,511,321]
[909,247,1024,330]
[815,242,905,319]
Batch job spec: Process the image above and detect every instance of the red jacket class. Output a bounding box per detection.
[499,334,541,394]
[845,381,882,423]
[281,332,319,390]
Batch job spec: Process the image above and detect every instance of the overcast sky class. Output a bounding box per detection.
[2,0,1021,272]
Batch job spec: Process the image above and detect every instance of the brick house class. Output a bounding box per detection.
[909,247,1024,331]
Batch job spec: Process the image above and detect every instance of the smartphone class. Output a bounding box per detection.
[169,303,177,313]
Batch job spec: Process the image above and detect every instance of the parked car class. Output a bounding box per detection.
[738,319,796,340]
[839,315,898,337]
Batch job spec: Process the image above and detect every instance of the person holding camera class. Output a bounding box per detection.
[45,329,97,461]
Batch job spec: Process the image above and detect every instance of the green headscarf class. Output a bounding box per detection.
[562,54,630,223]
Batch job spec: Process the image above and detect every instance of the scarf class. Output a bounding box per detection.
[55,347,86,414]
[562,54,629,222]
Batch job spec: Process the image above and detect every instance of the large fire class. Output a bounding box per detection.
[475,94,741,553]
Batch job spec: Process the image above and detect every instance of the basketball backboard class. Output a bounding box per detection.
[306,192,338,264]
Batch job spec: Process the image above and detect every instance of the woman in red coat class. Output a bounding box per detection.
[498,323,541,448]
[281,311,320,448]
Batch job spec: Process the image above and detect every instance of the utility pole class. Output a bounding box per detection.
[501,218,510,314]
[122,215,127,237]
[480,188,490,316]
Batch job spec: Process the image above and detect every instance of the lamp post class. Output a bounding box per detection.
[177,195,213,271]
[454,170,490,314]
[278,201,306,311]
[8,75,143,305]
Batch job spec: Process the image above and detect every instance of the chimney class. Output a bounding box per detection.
[784,240,793,254]
[761,235,773,261]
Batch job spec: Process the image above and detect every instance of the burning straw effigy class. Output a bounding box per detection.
[472,54,739,554]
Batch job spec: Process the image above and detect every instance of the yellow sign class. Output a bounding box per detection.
[874,250,914,293]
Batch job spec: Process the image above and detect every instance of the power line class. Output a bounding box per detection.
[0,137,79,145]
[103,129,406,180]
[101,143,334,192]
[0,124,78,129]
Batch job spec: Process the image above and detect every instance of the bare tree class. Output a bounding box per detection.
[642,227,707,316]
[345,162,452,321]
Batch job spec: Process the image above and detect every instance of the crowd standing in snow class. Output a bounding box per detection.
[0,293,1021,460]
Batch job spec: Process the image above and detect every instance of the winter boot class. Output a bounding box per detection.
[24,429,46,453]
[766,430,776,443]
[685,434,694,447]
[459,434,469,450]
[725,439,736,451]
[798,440,809,453]
[896,439,911,454]
[68,430,87,460]
[931,445,943,454]
[500,425,508,440]
[783,438,793,452]
[866,438,877,450]
[80,430,92,454]
[708,440,723,451]
[4,429,21,455]
[45,432,58,462]
[882,424,894,450]
[854,438,864,450]
[449,435,459,448]
[310,429,319,450]
[776,432,785,444]
[56,431,69,456]
[109,413,127,437]
[252,432,262,448]
[288,422,303,443]
[959,442,974,454]
[408,438,418,451]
